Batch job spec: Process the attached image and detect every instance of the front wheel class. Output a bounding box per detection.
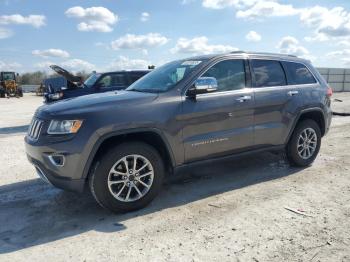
[287,119,321,167]
[89,142,164,213]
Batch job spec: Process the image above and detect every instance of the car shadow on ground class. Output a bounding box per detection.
[0,151,303,254]
[0,125,29,135]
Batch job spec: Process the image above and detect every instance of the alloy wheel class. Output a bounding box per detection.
[107,154,154,202]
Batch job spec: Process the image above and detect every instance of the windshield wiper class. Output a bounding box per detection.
[128,88,159,93]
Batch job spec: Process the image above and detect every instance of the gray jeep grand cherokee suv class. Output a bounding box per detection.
[25,51,332,212]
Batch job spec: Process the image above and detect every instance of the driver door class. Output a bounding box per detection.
[181,59,255,162]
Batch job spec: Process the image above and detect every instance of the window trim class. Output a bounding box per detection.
[187,58,249,96]
[249,58,320,88]
[281,61,317,86]
[250,59,288,88]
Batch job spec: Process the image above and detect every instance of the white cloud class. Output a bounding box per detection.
[61,59,95,72]
[277,36,309,57]
[32,49,70,58]
[35,59,96,72]
[77,21,114,32]
[300,6,350,41]
[202,0,258,9]
[65,6,118,32]
[326,49,350,66]
[140,12,150,22]
[111,33,169,50]
[203,0,350,42]
[0,60,22,71]
[171,36,238,54]
[0,14,46,28]
[236,1,299,19]
[0,27,13,39]
[337,40,350,48]
[181,0,196,5]
[326,49,350,58]
[34,61,54,70]
[245,30,261,42]
[105,56,150,71]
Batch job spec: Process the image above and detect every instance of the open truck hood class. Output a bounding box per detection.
[49,65,82,83]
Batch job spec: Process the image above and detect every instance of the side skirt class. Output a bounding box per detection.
[173,145,285,176]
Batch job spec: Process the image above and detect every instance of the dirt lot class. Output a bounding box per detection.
[0,93,349,262]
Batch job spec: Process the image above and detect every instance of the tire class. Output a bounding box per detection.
[89,142,164,213]
[287,119,321,167]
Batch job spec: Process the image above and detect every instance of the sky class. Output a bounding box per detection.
[0,0,350,73]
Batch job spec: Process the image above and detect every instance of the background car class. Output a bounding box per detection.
[44,65,150,103]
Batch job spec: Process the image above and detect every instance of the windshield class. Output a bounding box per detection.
[127,59,205,93]
[2,72,15,81]
[84,73,101,88]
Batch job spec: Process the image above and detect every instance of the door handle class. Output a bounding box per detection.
[287,90,299,96]
[236,95,252,102]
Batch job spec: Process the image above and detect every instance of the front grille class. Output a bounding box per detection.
[28,118,43,140]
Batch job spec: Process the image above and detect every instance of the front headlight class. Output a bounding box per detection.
[48,92,63,100]
[47,120,83,134]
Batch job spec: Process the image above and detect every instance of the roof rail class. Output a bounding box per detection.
[230,51,298,58]
[230,50,246,54]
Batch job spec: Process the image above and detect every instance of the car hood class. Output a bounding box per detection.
[37,90,158,117]
[50,65,81,83]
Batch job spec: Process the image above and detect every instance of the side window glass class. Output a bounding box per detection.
[202,60,246,92]
[283,62,317,85]
[251,60,287,87]
[97,75,112,88]
[97,74,127,88]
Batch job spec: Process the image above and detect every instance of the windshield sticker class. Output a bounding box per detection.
[181,60,202,66]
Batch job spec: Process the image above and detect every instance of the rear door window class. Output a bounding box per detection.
[251,60,287,87]
[283,62,317,85]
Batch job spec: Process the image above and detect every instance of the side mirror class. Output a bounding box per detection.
[187,77,218,97]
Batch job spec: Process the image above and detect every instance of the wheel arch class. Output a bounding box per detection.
[82,128,175,181]
[286,108,326,144]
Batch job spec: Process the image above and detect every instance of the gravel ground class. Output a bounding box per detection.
[0,93,349,262]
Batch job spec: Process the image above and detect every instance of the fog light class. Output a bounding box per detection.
[48,154,65,167]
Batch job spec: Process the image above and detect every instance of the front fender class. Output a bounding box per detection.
[81,127,176,180]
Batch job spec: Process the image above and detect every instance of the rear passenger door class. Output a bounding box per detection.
[251,59,303,146]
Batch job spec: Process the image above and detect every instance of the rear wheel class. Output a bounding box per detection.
[89,142,164,213]
[287,119,321,167]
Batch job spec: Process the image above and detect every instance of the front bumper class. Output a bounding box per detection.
[25,136,87,192]
[27,154,85,192]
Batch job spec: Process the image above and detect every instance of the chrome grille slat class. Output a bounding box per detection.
[30,120,38,137]
[33,121,40,137]
[27,118,43,140]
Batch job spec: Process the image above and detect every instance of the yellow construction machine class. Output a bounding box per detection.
[0,72,23,98]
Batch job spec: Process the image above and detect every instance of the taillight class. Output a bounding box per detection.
[327,86,333,97]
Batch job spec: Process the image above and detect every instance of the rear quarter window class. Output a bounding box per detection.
[251,60,287,87]
[283,62,317,85]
